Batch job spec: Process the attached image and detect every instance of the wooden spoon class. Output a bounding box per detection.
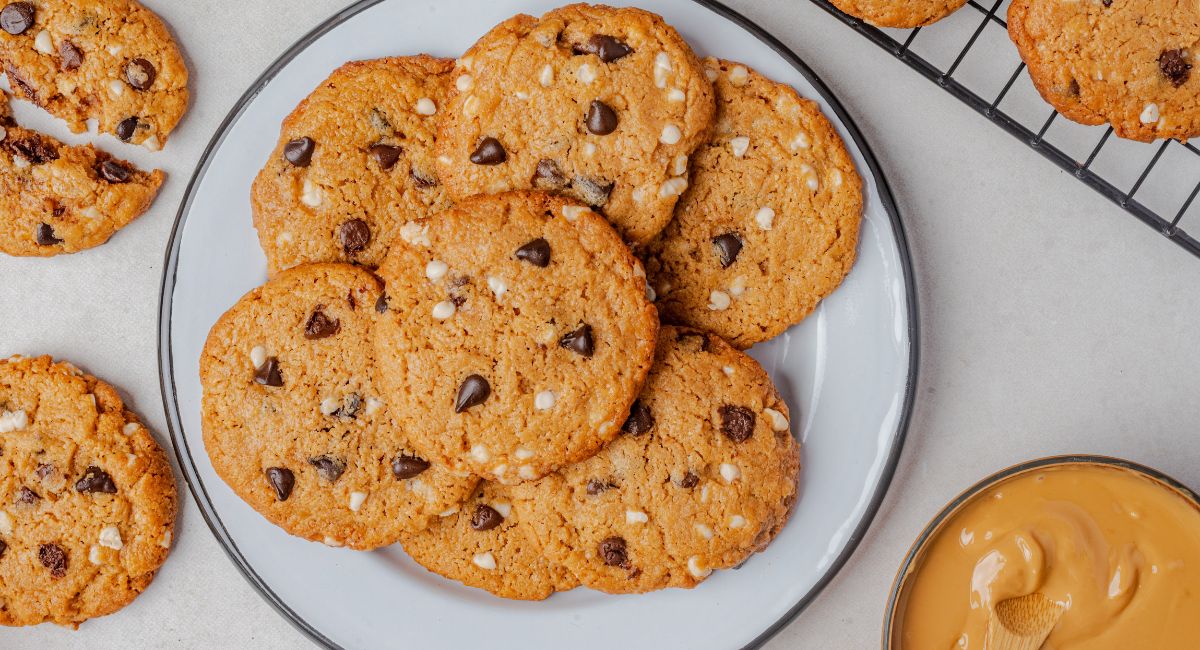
[985,593,1064,650]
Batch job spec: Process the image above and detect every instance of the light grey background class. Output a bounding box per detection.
[1,0,1197,648]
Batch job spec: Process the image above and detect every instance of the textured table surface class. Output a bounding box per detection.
[2,0,1198,648]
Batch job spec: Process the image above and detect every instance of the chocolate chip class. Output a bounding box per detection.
[15,486,39,504]
[470,504,504,531]
[586,100,618,135]
[75,466,117,494]
[59,40,82,71]
[573,176,614,207]
[574,35,633,63]
[375,293,389,313]
[6,67,35,102]
[0,540,6,559]
[331,393,361,419]
[410,170,438,188]
[712,233,743,268]
[98,160,131,183]
[115,116,140,142]
[719,405,756,443]
[254,357,283,387]
[391,454,430,479]
[11,136,58,164]
[284,137,315,167]
[338,219,371,255]
[559,324,594,357]
[1160,49,1192,87]
[369,143,401,171]
[469,137,506,165]
[265,467,294,501]
[38,543,67,578]
[35,223,61,246]
[125,58,156,90]
[599,536,628,567]
[679,472,699,489]
[368,108,393,135]
[0,3,34,35]
[586,478,616,495]
[1102,0,1112,6]
[533,158,568,190]
[454,374,491,413]
[34,463,54,480]
[308,455,346,483]
[621,400,654,436]
[1067,78,1080,97]
[515,238,551,267]
[304,307,341,340]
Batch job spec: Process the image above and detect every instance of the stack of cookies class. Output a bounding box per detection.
[201,3,863,600]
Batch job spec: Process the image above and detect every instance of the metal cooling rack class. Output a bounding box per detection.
[810,0,1200,259]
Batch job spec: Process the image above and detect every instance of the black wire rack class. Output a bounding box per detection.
[810,0,1200,259]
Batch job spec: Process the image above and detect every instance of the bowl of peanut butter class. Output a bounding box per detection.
[885,455,1200,649]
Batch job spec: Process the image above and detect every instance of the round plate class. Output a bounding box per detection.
[158,1,918,648]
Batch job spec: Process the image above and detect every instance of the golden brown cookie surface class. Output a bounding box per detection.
[829,0,966,28]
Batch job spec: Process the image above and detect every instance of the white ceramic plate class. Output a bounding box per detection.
[159,1,918,647]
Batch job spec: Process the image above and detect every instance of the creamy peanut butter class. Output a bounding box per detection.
[892,463,1200,649]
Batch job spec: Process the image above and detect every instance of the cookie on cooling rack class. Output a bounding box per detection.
[828,0,966,28]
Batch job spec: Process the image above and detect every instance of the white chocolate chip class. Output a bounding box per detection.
[473,552,497,570]
[708,291,731,311]
[535,390,557,410]
[754,206,775,230]
[807,176,819,191]
[123,422,139,435]
[705,67,719,82]
[515,90,529,100]
[432,301,456,320]
[459,56,474,70]
[12,155,29,169]
[632,186,647,204]
[700,484,710,503]
[324,537,344,547]
[470,445,491,463]
[790,132,811,151]
[250,345,268,369]
[672,154,688,176]
[34,30,52,54]
[800,164,819,191]
[764,408,789,432]
[492,464,508,477]
[491,502,513,518]
[320,398,339,416]
[582,142,597,158]
[537,325,557,346]
[514,447,535,461]
[437,155,453,167]
[729,515,747,529]
[0,410,28,433]
[99,525,123,550]
[399,222,430,246]
[142,134,162,152]
[695,523,714,540]
[626,510,649,524]
[562,205,588,222]
[660,124,682,145]
[275,231,293,246]
[416,97,437,116]
[654,53,671,88]
[518,465,537,480]
[456,74,474,92]
[365,397,383,416]
[425,260,449,282]
[462,95,480,117]
[106,78,127,98]
[1141,103,1161,124]
[577,63,596,84]
[688,556,712,578]
[728,65,750,86]
[539,64,554,87]
[667,88,685,102]
[487,276,508,299]
[300,179,322,207]
[720,463,741,483]
[107,44,123,56]
[832,169,844,188]
[0,511,11,536]
[349,491,367,512]
[159,531,172,549]
[659,177,688,198]
[439,507,459,517]
[729,275,748,298]
[89,545,103,565]
[730,136,750,158]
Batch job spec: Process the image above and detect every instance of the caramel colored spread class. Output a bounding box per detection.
[893,464,1200,649]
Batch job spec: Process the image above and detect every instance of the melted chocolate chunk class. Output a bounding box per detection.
[254,357,284,387]
[0,3,34,35]
[308,455,346,483]
[586,478,617,495]
[621,400,654,436]
[15,486,39,504]
[712,233,743,268]
[59,40,83,71]
[35,223,61,246]
[375,292,389,313]
[115,116,140,142]
[331,393,362,419]
[515,238,551,267]
[369,143,402,171]
[586,100,618,135]
[1160,49,1192,87]
[454,374,491,413]
[265,467,294,501]
[559,324,594,357]
[11,136,58,164]
[304,307,341,340]
[573,176,614,207]
[75,466,117,494]
[533,158,568,190]
[719,405,755,443]
[470,504,504,531]
[98,160,132,183]
[469,137,507,165]
[573,35,633,63]
[391,454,430,479]
[125,58,156,90]
[599,536,628,567]
[284,137,315,167]
[338,218,371,255]
[38,543,67,578]
[410,170,438,188]
[678,471,699,489]
[0,539,6,559]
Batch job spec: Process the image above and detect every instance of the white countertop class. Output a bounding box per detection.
[3,0,1198,647]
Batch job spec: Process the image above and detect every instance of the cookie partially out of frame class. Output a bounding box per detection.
[200,263,476,550]
[1009,0,1200,141]
[829,0,966,28]
[0,355,176,627]
[646,59,861,349]
[251,56,455,274]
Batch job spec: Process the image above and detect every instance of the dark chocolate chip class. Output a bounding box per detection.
[125,58,156,90]
[470,504,504,531]
[679,472,699,489]
[621,400,654,436]
[1067,78,1081,97]
[712,233,743,268]
[719,405,756,443]
[410,170,438,188]
[338,219,371,255]
[573,176,614,207]
[1160,49,1192,87]
[265,467,294,501]
[469,137,506,165]
[1102,0,1112,6]
[0,540,6,559]
[391,454,430,479]
[454,374,491,413]
[331,393,362,419]
[75,466,117,494]
[34,463,54,480]
[369,143,401,171]
[35,223,61,246]
[59,40,82,71]
[599,536,628,567]
[308,455,346,483]
[586,100,618,135]
[375,293,389,313]
[283,137,315,167]
[15,486,39,504]
[533,158,568,190]
[574,35,633,63]
[98,160,131,183]
[586,478,616,495]
[254,357,283,387]
[38,543,67,578]
[559,324,594,357]
[115,116,140,142]
[7,67,36,102]
[0,3,34,35]
[515,238,551,267]
[11,136,58,164]
[304,307,341,340]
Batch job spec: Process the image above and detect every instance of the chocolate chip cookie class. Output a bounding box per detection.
[398,481,577,600]
[200,263,476,550]
[1009,0,1200,141]
[0,355,176,627]
[0,92,163,257]
[514,326,800,593]
[372,191,659,483]
[435,4,715,246]
[645,60,861,349]
[0,0,189,148]
[829,0,966,28]
[251,56,455,274]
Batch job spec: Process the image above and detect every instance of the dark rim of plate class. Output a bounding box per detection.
[156,1,922,648]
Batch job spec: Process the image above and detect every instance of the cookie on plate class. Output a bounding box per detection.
[0,92,163,256]
[251,56,455,274]
[435,3,715,246]
[1009,0,1200,141]
[398,481,577,600]
[514,326,800,594]
[0,0,189,148]
[372,191,659,483]
[0,355,176,627]
[200,263,476,550]
[645,59,861,349]
[828,0,966,28]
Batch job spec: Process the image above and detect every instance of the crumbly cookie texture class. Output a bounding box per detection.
[514,327,800,594]
[0,92,162,256]
[251,56,455,275]
[0,355,176,627]
[1009,0,1200,141]
[398,482,577,600]
[644,59,862,349]
[200,263,476,550]
[435,3,715,246]
[372,191,659,484]
[0,0,188,148]
[829,0,966,28]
